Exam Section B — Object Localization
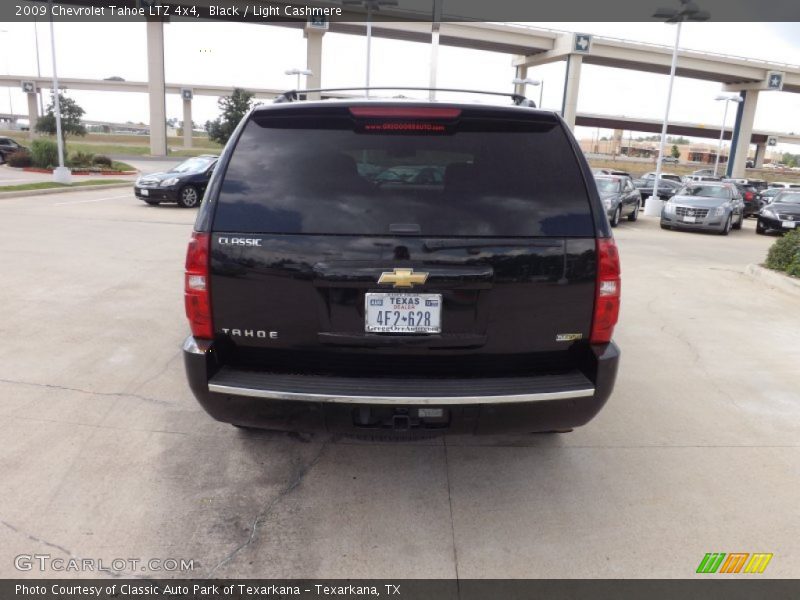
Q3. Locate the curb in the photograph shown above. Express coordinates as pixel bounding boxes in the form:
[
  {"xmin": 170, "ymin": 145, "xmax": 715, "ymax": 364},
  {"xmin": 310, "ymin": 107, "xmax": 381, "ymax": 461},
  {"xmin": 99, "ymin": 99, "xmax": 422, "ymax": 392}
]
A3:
[
  {"xmin": 745, "ymin": 264, "xmax": 800, "ymax": 297},
  {"xmin": 0, "ymin": 182, "xmax": 133, "ymax": 200}
]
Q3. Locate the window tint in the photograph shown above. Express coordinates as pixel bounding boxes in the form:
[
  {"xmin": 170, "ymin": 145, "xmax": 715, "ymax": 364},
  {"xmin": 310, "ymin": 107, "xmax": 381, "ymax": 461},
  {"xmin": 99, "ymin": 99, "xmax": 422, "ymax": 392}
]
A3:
[
  {"xmin": 679, "ymin": 185, "xmax": 731, "ymax": 199},
  {"xmin": 595, "ymin": 178, "xmax": 620, "ymax": 193},
  {"xmin": 775, "ymin": 192, "xmax": 800, "ymax": 204},
  {"xmin": 213, "ymin": 113, "xmax": 594, "ymax": 237},
  {"xmin": 172, "ymin": 156, "xmax": 215, "ymax": 174}
]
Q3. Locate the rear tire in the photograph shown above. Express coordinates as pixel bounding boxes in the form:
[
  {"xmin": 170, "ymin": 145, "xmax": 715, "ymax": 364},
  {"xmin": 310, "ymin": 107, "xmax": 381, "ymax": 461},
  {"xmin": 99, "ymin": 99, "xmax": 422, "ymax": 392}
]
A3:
[
  {"xmin": 610, "ymin": 206, "xmax": 621, "ymax": 228},
  {"xmin": 733, "ymin": 212, "xmax": 743, "ymax": 230},
  {"xmin": 627, "ymin": 204, "xmax": 639, "ymax": 222},
  {"xmin": 177, "ymin": 185, "xmax": 200, "ymax": 208}
]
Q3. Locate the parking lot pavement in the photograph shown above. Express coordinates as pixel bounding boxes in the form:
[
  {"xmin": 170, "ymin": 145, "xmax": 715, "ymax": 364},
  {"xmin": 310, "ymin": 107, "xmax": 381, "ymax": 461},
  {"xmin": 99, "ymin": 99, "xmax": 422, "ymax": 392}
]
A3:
[{"xmin": 1, "ymin": 191, "xmax": 798, "ymax": 579}]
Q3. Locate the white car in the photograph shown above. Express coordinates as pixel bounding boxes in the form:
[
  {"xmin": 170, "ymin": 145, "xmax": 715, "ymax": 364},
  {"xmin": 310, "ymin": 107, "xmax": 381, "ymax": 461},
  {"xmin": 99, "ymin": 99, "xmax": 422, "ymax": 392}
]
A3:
[{"xmin": 769, "ymin": 182, "xmax": 800, "ymax": 189}]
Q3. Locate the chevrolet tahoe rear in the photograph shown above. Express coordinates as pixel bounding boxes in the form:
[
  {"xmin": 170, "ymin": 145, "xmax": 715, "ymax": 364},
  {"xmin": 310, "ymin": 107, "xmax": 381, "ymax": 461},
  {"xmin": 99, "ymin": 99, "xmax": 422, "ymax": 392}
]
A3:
[{"xmin": 183, "ymin": 98, "xmax": 621, "ymax": 436}]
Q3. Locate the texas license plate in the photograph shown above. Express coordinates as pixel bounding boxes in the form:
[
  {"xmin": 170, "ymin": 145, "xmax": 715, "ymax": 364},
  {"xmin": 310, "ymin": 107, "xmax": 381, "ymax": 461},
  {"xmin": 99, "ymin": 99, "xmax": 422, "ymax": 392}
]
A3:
[
  {"xmin": 782, "ymin": 221, "xmax": 795, "ymax": 229},
  {"xmin": 140, "ymin": 188, "xmax": 149, "ymax": 196},
  {"xmin": 365, "ymin": 293, "xmax": 442, "ymax": 334}
]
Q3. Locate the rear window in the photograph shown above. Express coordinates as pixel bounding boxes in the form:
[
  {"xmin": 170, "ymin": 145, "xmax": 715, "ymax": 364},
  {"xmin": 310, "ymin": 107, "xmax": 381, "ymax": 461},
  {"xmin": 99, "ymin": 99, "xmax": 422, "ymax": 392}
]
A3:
[{"xmin": 212, "ymin": 109, "xmax": 594, "ymax": 237}]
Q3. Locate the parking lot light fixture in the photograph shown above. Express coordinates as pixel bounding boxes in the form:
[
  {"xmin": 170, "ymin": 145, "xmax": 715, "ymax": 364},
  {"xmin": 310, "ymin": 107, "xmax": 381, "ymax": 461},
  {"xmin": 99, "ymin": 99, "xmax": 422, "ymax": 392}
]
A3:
[
  {"xmin": 713, "ymin": 94, "xmax": 743, "ymax": 177},
  {"xmin": 645, "ymin": 0, "xmax": 709, "ymax": 217},
  {"xmin": 284, "ymin": 68, "xmax": 313, "ymax": 91},
  {"xmin": 512, "ymin": 77, "xmax": 544, "ymax": 108},
  {"xmin": 47, "ymin": 1, "xmax": 70, "ymax": 184}
]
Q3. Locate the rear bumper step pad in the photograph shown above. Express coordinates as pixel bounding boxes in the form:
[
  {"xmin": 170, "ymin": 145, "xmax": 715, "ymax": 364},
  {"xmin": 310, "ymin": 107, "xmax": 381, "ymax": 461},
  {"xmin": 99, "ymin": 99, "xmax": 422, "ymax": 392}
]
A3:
[{"xmin": 208, "ymin": 367, "xmax": 595, "ymax": 405}]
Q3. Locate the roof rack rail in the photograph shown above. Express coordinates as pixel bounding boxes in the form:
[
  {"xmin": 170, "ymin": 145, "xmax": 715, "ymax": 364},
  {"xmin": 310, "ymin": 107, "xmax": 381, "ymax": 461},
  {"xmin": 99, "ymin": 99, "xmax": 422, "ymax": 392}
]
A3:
[{"xmin": 273, "ymin": 87, "xmax": 536, "ymax": 107}]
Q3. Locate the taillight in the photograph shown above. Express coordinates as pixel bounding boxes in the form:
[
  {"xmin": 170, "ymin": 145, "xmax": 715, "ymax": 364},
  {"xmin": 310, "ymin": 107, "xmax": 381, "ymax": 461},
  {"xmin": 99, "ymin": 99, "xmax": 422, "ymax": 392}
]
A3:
[
  {"xmin": 590, "ymin": 238, "xmax": 621, "ymax": 344},
  {"xmin": 184, "ymin": 232, "xmax": 213, "ymax": 339}
]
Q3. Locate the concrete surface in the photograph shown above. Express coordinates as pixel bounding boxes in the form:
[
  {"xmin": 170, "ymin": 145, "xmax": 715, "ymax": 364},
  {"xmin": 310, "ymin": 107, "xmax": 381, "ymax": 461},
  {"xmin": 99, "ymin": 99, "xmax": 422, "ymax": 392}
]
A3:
[{"xmin": 0, "ymin": 190, "xmax": 798, "ymax": 579}]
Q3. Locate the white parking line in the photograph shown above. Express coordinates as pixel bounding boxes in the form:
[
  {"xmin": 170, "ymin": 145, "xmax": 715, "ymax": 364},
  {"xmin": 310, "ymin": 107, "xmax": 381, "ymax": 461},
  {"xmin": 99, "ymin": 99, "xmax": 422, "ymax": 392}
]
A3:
[{"xmin": 52, "ymin": 194, "xmax": 132, "ymax": 206}]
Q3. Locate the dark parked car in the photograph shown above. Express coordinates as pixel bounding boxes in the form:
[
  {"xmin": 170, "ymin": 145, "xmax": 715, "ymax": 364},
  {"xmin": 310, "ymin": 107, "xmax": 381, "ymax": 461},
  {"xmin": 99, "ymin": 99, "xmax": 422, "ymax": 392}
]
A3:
[
  {"xmin": 595, "ymin": 175, "xmax": 641, "ymax": 226},
  {"xmin": 633, "ymin": 176, "xmax": 682, "ymax": 203},
  {"xmin": 134, "ymin": 155, "xmax": 218, "ymax": 208},
  {"xmin": 723, "ymin": 180, "xmax": 763, "ymax": 217},
  {"xmin": 756, "ymin": 191, "xmax": 800, "ymax": 234},
  {"xmin": 182, "ymin": 95, "xmax": 621, "ymax": 437},
  {"xmin": 0, "ymin": 137, "xmax": 27, "ymax": 164},
  {"xmin": 660, "ymin": 182, "xmax": 744, "ymax": 235}
]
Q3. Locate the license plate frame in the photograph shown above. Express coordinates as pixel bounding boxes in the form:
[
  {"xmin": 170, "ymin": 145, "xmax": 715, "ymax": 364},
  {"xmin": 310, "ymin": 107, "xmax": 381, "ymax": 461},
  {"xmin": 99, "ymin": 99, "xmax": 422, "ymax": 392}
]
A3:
[
  {"xmin": 365, "ymin": 292, "xmax": 442, "ymax": 334},
  {"xmin": 682, "ymin": 216, "xmax": 696, "ymax": 223},
  {"xmin": 781, "ymin": 221, "xmax": 795, "ymax": 229},
  {"xmin": 140, "ymin": 188, "xmax": 149, "ymax": 196}
]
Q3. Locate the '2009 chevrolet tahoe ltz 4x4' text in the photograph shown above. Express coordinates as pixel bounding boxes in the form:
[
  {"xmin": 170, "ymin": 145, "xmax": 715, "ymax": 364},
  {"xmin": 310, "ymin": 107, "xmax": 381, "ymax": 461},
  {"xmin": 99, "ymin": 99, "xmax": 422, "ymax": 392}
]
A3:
[{"xmin": 183, "ymin": 93, "xmax": 621, "ymax": 436}]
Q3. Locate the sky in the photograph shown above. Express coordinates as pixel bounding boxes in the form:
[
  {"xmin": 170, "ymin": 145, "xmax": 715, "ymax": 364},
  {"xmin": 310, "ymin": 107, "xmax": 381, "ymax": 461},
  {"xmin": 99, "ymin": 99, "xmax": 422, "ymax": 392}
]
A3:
[{"xmin": 0, "ymin": 20, "xmax": 799, "ymax": 152}]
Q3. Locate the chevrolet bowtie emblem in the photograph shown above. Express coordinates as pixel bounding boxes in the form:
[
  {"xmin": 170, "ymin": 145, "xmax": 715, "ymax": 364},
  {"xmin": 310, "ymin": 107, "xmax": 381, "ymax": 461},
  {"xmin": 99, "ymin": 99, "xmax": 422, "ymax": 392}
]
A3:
[{"xmin": 377, "ymin": 268, "xmax": 429, "ymax": 288}]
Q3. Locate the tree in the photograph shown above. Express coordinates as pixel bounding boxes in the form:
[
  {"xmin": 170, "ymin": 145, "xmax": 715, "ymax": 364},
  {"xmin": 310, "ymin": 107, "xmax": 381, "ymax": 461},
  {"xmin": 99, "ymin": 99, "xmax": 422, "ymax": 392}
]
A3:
[
  {"xmin": 781, "ymin": 152, "xmax": 799, "ymax": 168},
  {"xmin": 35, "ymin": 93, "xmax": 87, "ymax": 140},
  {"xmin": 670, "ymin": 144, "xmax": 681, "ymax": 159},
  {"xmin": 205, "ymin": 88, "xmax": 254, "ymax": 145}
]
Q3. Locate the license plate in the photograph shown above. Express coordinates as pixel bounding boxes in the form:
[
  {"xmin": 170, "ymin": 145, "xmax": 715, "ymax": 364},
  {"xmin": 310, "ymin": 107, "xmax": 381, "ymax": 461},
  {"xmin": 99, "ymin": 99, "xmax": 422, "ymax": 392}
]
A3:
[
  {"xmin": 365, "ymin": 293, "xmax": 441, "ymax": 334},
  {"xmin": 140, "ymin": 188, "xmax": 149, "ymax": 196},
  {"xmin": 682, "ymin": 216, "xmax": 696, "ymax": 223},
  {"xmin": 782, "ymin": 221, "xmax": 796, "ymax": 229}
]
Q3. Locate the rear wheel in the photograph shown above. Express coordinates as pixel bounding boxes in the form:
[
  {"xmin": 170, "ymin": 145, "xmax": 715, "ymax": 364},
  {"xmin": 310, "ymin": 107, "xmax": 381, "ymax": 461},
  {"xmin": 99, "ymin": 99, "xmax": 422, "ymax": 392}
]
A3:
[
  {"xmin": 733, "ymin": 211, "xmax": 743, "ymax": 230},
  {"xmin": 177, "ymin": 185, "xmax": 200, "ymax": 208},
  {"xmin": 627, "ymin": 204, "xmax": 639, "ymax": 222},
  {"xmin": 610, "ymin": 206, "xmax": 621, "ymax": 228}
]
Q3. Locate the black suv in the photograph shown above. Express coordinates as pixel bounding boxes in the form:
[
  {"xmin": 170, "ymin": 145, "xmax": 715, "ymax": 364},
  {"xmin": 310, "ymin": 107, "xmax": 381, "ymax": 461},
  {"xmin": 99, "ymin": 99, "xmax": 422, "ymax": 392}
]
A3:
[
  {"xmin": 183, "ymin": 95, "xmax": 621, "ymax": 436},
  {"xmin": 0, "ymin": 137, "xmax": 27, "ymax": 164}
]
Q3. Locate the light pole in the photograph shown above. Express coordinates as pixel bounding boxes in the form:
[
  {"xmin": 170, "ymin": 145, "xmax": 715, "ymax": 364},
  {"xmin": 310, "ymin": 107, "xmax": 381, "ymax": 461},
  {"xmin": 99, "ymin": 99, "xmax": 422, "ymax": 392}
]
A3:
[
  {"xmin": 512, "ymin": 77, "xmax": 544, "ymax": 108},
  {"xmin": 644, "ymin": 0, "xmax": 709, "ymax": 216},
  {"xmin": 713, "ymin": 94, "xmax": 742, "ymax": 177},
  {"xmin": 342, "ymin": 0, "xmax": 398, "ymax": 97},
  {"xmin": 47, "ymin": 0, "xmax": 70, "ymax": 184},
  {"xmin": 33, "ymin": 19, "xmax": 44, "ymax": 115},
  {"xmin": 284, "ymin": 68, "xmax": 313, "ymax": 91},
  {"xmin": 0, "ymin": 30, "xmax": 13, "ymax": 118}
]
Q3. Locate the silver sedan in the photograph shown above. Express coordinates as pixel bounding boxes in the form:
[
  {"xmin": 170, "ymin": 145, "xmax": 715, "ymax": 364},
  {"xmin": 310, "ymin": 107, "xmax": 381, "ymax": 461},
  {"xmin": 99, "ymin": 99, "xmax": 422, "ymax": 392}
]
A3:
[{"xmin": 660, "ymin": 183, "xmax": 745, "ymax": 235}]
